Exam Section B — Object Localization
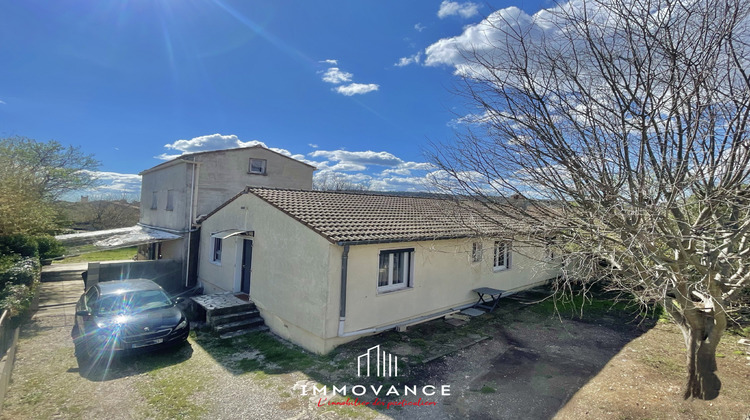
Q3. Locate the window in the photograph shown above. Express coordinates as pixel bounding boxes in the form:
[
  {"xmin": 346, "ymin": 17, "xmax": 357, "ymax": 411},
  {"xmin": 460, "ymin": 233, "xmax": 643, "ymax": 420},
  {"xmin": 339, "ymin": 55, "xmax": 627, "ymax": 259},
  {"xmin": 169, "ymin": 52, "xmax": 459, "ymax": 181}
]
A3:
[
  {"xmin": 249, "ymin": 158, "xmax": 267, "ymax": 175},
  {"xmin": 377, "ymin": 248, "xmax": 414, "ymax": 292},
  {"xmin": 544, "ymin": 237, "xmax": 556, "ymax": 261},
  {"xmin": 493, "ymin": 241, "xmax": 511, "ymax": 271},
  {"xmin": 166, "ymin": 189, "xmax": 175, "ymax": 211},
  {"xmin": 211, "ymin": 237, "xmax": 222, "ymax": 264},
  {"xmin": 472, "ymin": 242, "xmax": 483, "ymax": 263},
  {"xmin": 150, "ymin": 191, "xmax": 158, "ymax": 210}
]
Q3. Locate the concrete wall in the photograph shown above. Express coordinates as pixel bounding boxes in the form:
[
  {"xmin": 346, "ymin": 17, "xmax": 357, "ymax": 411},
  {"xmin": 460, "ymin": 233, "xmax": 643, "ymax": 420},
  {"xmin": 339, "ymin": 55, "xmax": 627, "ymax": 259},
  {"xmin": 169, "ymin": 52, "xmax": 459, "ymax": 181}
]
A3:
[
  {"xmin": 193, "ymin": 147, "xmax": 315, "ymax": 217},
  {"xmin": 139, "ymin": 162, "xmax": 192, "ymax": 231},
  {"xmin": 197, "ymin": 194, "xmax": 333, "ymax": 353},
  {"xmin": 87, "ymin": 260, "xmax": 184, "ymax": 295}
]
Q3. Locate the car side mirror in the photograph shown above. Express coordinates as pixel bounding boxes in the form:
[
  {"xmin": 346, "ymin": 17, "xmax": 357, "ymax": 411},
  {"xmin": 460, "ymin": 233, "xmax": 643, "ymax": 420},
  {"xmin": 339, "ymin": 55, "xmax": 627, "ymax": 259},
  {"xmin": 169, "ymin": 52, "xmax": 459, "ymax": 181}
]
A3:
[
  {"xmin": 173, "ymin": 297, "xmax": 185, "ymax": 305},
  {"xmin": 75, "ymin": 310, "xmax": 92, "ymax": 317}
]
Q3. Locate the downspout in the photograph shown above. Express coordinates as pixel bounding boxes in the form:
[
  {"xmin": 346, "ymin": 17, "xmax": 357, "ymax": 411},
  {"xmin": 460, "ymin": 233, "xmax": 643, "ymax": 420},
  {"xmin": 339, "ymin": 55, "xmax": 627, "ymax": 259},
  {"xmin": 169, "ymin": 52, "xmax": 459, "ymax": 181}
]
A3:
[
  {"xmin": 337, "ymin": 245, "xmax": 350, "ymax": 337},
  {"xmin": 185, "ymin": 161, "xmax": 198, "ymax": 287}
]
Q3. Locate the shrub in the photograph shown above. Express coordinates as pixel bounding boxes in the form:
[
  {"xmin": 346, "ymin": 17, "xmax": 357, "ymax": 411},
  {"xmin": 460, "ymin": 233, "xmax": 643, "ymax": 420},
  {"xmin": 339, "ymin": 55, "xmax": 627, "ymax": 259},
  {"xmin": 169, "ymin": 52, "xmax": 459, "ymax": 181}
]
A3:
[
  {"xmin": 0, "ymin": 234, "xmax": 39, "ymax": 258},
  {"xmin": 0, "ymin": 257, "xmax": 39, "ymax": 319},
  {"xmin": 0, "ymin": 284, "xmax": 34, "ymax": 318},
  {"xmin": 35, "ymin": 235, "xmax": 65, "ymax": 260},
  {"xmin": 0, "ymin": 257, "xmax": 39, "ymax": 288}
]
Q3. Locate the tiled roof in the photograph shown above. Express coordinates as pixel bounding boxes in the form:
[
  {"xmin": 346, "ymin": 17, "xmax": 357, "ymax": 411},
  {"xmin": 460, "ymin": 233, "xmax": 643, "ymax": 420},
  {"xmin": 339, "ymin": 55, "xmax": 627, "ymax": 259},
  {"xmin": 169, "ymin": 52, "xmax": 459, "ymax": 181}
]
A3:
[{"xmin": 244, "ymin": 188, "xmax": 524, "ymax": 244}]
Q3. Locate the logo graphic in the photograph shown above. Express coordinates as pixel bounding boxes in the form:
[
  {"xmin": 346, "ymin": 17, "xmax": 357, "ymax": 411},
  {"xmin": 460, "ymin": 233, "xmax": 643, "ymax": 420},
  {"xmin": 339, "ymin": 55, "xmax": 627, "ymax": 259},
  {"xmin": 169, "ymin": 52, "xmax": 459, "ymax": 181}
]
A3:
[{"xmin": 357, "ymin": 344, "xmax": 398, "ymax": 377}]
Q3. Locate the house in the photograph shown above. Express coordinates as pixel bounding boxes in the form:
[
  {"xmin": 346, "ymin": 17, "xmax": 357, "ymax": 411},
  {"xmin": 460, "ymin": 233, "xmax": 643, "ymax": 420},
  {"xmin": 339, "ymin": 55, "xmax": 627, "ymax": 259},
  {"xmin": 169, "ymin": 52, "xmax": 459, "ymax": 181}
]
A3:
[
  {"xmin": 136, "ymin": 146, "xmax": 316, "ymax": 286},
  {"xmin": 196, "ymin": 187, "xmax": 560, "ymax": 354}
]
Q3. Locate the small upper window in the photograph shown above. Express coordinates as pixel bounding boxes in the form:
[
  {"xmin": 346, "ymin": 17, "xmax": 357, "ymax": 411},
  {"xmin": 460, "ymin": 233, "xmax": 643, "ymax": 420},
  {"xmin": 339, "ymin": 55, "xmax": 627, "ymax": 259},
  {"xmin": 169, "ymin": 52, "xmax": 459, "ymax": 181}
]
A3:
[
  {"xmin": 493, "ymin": 241, "xmax": 511, "ymax": 271},
  {"xmin": 211, "ymin": 237, "xmax": 222, "ymax": 264},
  {"xmin": 472, "ymin": 242, "xmax": 483, "ymax": 263},
  {"xmin": 150, "ymin": 191, "xmax": 158, "ymax": 210},
  {"xmin": 166, "ymin": 189, "xmax": 175, "ymax": 211},
  {"xmin": 249, "ymin": 158, "xmax": 267, "ymax": 175}
]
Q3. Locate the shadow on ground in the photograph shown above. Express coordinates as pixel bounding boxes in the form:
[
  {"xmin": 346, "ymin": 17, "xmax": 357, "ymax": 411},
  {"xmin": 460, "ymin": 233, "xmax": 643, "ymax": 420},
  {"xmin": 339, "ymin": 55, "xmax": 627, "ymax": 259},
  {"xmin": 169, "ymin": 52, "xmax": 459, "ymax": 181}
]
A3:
[
  {"xmin": 76, "ymin": 341, "xmax": 194, "ymax": 382},
  {"xmin": 188, "ymin": 288, "xmax": 658, "ymax": 419}
]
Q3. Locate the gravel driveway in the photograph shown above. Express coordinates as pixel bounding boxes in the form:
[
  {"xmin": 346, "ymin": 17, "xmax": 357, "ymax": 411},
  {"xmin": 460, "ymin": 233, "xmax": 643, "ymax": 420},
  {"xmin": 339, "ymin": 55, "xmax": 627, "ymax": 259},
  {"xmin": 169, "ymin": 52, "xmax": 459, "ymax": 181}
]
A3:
[{"xmin": 2, "ymin": 278, "xmax": 658, "ymax": 420}]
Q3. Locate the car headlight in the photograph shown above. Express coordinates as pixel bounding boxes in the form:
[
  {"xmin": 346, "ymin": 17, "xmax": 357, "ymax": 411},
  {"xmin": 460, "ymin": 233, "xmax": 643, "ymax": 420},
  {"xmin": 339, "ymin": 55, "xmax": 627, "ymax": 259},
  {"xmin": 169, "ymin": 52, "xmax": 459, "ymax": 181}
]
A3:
[{"xmin": 175, "ymin": 319, "xmax": 188, "ymax": 330}]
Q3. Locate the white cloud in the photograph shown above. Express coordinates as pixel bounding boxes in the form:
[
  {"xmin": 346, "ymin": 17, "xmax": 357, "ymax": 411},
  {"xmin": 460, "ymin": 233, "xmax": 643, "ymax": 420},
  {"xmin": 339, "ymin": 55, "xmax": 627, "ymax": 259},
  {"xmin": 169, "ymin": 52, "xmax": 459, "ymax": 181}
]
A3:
[
  {"xmin": 321, "ymin": 67, "xmax": 353, "ymax": 84},
  {"xmin": 335, "ymin": 83, "xmax": 379, "ymax": 96},
  {"xmin": 79, "ymin": 170, "xmax": 142, "ymax": 196},
  {"xmin": 394, "ymin": 52, "xmax": 422, "ymax": 67},
  {"xmin": 319, "ymin": 59, "xmax": 379, "ymax": 96},
  {"xmin": 163, "ymin": 134, "xmax": 266, "ymax": 156},
  {"xmin": 0, "ymin": 99, "xmax": 5, "ymax": 105},
  {"xmin": 320, "ymin": 59, "xmax": 338, "ymax": 65},
  {"xmin": 425, "ymin": 6, "xmax": 535, "ymax": 70},
  {"xmin": 414, "ymin": 23, "xmax": 426, "ymax": 32},
  {"xmin": 437, "ymin": 1, "xmax": 480, "ymax": 19},
  {"xmin": 310, "ymin": 150, "xmax": 404, "ymax": 167},
  {"xmin": 308, "ymin": 143, "xmax": 319, "ymax": 149}
]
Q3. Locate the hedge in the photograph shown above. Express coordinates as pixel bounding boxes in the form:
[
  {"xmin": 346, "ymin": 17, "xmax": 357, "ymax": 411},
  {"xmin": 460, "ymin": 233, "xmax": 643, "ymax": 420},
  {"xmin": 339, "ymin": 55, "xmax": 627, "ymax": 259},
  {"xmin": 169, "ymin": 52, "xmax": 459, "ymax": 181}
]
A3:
[
  {"xmin": 0, "ymin": 257, "xmax": 40, "ymax": 318},
  {"xmin": 0, "ymin": 234, "xmax": 65, "ymax": 260}
]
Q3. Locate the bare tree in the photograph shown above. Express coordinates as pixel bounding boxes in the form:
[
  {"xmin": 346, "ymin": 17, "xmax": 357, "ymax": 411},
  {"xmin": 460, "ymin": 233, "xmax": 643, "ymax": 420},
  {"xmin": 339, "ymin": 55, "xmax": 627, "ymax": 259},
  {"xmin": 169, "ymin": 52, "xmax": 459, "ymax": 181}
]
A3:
[
  {"xmin": 431, "ymin": 0, "xmax": 750, "ymax": 399},
  {"xmin": 313, "ymin": 172, "xmax": 369, "ymax": 191}
]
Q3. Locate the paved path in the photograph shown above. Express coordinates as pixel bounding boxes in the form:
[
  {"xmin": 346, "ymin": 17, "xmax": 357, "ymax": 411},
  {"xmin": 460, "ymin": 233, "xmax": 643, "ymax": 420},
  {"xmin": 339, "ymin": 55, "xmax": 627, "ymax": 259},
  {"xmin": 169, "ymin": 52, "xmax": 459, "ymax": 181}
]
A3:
[{"xmin": 36, "ymin": 264, "xmax": 86, "ymax": 328}]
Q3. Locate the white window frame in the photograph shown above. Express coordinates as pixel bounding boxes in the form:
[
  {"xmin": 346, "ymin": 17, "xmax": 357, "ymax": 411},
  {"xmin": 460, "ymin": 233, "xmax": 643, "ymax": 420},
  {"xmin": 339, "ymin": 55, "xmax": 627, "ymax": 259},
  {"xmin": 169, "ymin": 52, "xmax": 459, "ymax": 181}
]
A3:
[
  {"xmin": 472, "ymin": 242, "xmax": 483, "ymax": 263},
  {"xmin": 210, "ymin": 236, "xmax": 223, "ymax": 265},
  {"xmin": 377, "ymin": 248, "xmax": 414, "ymax": 293},
  {"xmin": 248, "ymin": 158, "xmax": 267, "ymax": 175},
  {"xmin": 150, "ymin": 191, "xmax": 158, "ymax": 210},
  {"xmin": 166, "ymin": 189, "xmax": 175, "ymax": 211},
  {"xmin": 493, "ymin": 241, "xmax": 511, "ymax": 271}
]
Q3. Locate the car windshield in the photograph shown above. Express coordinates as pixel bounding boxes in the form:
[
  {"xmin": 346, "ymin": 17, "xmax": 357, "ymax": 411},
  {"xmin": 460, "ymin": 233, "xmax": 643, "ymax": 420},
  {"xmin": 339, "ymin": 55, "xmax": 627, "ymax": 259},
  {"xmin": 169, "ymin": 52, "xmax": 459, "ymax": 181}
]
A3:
[{"xmin": 94, "ymin": 290, "xmax": 173, "ymax": 316}]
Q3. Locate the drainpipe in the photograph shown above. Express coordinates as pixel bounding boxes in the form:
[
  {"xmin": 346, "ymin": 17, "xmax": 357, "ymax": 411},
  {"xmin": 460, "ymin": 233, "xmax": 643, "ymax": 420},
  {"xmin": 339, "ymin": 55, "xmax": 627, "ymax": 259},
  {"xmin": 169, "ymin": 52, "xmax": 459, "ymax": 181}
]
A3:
[
  {"xmin": 337, "ymin": 245, "xmax": 350, "ymax": 336},
  {"xmin": 185, "ymin": 161, "xmax": 198, "ymax": 287}
]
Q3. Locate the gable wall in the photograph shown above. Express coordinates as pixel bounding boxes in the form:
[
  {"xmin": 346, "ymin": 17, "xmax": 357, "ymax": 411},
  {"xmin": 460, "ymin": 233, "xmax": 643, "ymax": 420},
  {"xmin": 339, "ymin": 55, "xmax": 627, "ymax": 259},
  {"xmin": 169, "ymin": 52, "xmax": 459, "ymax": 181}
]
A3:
[
  {"xmin": 197, "ymin": 194, "xmax": 333, "ymax": 352},
  {"xmin": 194, "ymin": 148, "xmax": 314, "ymax": 217}
]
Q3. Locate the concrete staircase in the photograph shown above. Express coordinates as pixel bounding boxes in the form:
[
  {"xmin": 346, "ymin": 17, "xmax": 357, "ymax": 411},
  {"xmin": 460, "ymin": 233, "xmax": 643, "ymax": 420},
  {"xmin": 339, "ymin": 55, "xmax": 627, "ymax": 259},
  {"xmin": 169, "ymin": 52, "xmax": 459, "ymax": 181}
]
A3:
[{"xmin": 192, "ymin": 294, "xmax": 269, "ymax": 339}]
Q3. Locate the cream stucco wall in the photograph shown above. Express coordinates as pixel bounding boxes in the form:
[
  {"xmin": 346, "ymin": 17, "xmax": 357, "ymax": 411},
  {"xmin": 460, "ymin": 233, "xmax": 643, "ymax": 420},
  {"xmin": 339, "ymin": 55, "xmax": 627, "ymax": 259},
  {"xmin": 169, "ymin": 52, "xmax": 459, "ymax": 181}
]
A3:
[
  {"xmin": 197, "ymin": 194, "xmax": 334, "ymax": 353},
  {"xmin": 333, "ymin": 239, "xmax": 559, "ymax": 337}
]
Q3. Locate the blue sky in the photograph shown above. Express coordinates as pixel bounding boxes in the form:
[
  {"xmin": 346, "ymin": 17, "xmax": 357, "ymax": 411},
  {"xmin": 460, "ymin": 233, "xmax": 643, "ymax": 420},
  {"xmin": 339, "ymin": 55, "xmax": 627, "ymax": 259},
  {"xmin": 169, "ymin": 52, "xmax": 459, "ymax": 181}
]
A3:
[{"xmin": 0, "ymin": 0, "xmax": 551, "ymax": 198}]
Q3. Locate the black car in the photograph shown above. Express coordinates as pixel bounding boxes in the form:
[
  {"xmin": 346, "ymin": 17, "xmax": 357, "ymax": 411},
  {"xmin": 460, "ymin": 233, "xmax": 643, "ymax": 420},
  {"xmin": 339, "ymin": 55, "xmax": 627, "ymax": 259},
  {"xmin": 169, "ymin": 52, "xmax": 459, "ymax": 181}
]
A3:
[{"xmin": 72, "ymin": 279, "xmax": 189, "ymax": 366}]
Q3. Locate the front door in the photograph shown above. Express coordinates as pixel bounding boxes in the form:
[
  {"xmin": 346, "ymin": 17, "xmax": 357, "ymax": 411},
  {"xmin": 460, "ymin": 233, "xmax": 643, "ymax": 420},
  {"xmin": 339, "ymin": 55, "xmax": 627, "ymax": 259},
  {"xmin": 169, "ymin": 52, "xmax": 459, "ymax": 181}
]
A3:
[{"xmin": 241, "ymin": 239, "xmax": 252, "ymax": 294}]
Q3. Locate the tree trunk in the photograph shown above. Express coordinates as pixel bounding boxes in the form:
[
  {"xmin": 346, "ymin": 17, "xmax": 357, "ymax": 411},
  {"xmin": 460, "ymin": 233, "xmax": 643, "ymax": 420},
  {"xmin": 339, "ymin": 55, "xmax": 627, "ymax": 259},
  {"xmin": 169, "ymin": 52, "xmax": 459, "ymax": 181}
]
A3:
[{"xmin": 683, "ymin": 324, "xmax": 722, "ymax": 399}]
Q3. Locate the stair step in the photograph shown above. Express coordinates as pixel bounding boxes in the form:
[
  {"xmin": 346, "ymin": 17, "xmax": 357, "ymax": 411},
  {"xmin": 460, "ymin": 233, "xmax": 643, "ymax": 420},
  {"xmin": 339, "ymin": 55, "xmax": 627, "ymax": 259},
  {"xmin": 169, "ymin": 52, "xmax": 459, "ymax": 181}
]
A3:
[
  {"xmin": 209, "ymin": 310, "xmax": 260, "ymax": 327},
  {"xmin": 219, "ymin": 325, "xmax": 269, "ymax": 339},
  {"xmin": 206, "ymin": 302, "xmax": 256, "ymax": 317},
  {"xmin": 214, "ymin": 317, "xmax": 265, "ymax": 334}
]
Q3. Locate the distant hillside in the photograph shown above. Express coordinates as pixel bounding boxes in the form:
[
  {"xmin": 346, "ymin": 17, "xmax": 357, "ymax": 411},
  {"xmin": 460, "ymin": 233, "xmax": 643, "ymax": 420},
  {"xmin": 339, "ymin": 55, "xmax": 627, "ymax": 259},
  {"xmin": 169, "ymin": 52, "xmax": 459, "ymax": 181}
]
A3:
[{"xmin": 58, "ymin": 199, "xmax": 140, "ymax": 231}]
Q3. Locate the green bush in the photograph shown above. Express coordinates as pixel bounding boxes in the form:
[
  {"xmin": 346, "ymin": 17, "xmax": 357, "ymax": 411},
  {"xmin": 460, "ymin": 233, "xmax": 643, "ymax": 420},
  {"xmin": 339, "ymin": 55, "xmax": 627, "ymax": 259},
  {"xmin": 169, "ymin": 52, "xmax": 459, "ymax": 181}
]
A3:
[
  {"xmin": 35, "ymin": 235, "xmax": 65, "ymax": 260},
  {"xmin": 0, "ymin": 257, "xmax": 39, "ymax": 319},
  {"xmin": 0, "ymin": 234, "xmax": 39, "ymax": 258},
  {"xmin": 0, "ymin": 257, "xmax": 39, "ymax": 287},
  {"xmin": 0, "ymin": 284, "xmax": 34, "ymax": 318}
]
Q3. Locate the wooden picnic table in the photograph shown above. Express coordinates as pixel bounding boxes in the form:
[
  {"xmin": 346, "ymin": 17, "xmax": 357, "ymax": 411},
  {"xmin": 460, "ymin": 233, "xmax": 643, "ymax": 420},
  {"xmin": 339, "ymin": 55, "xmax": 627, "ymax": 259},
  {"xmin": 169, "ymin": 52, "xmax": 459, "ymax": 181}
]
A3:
[{"xmin": 472, "ymin": 287, "xmax": 505, "ymax": 313}]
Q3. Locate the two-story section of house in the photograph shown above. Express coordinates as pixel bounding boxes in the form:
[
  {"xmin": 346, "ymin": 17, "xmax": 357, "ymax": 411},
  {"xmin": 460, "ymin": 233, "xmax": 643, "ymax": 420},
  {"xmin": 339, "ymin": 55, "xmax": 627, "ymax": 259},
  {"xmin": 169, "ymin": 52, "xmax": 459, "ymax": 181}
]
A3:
[{"xmin": 137, "ymin": 145, "xmax": 315, "ymax": 287}]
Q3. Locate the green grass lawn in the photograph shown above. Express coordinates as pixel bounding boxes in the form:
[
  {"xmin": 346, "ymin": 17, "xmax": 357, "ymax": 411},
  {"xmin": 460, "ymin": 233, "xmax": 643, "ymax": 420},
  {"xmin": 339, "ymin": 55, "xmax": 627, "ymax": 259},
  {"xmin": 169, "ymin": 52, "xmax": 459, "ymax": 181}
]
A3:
[{"xmin": 53, "ymin": 246, "xmax": 138, "ymax": 264}]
